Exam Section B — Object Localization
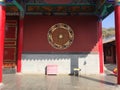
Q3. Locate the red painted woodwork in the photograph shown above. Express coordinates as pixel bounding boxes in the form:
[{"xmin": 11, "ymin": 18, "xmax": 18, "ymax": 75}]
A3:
[
  {"xmin": 7, "ymin": 20, "xmax": 17, "ymax": 23},
  {"xmin": 115, "ymin": 5, "xmax": 120, "ymax": 84},
  {"xmin": 4, "ymin": 47, "xmax": 16, "ymax": 61},
  {"xmin": 17, "ymin": 19, "xmax": 23, "ymax": 73},
  {"xmin": 5, "ymin": 26, "xmax": 17, "ymax": 39},
  {"xmin": 4, "ymin": 20, "xmax": 17, "ymax": 68},
  {"xmin": 0, "ymin": 5, "xmax": 6, "ymax": 82},
  {"xmin": 45, "ymin": 0, "xmax": 72, "ymax": 4},
  {"xmin": 97, "ymin": 20, "xmax": 104, "ymax": 74},
  {"xmin": 4, "ymin": 41, "xmax": 16, "ymax": 46},
  {"xmin": 23, "ymin": 16, "xmax": 98, "ymax": 53}
]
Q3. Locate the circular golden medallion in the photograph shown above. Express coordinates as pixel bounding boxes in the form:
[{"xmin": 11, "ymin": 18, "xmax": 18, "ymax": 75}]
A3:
[{"xmin": 48, "ymin": 23, "xmax": 74, "ymax": 50}]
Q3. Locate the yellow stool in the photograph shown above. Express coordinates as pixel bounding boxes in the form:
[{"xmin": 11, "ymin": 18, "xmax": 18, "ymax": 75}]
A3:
[{"xmin": 73, "ymin": 68, "xmax": 81, "ymax": 76}]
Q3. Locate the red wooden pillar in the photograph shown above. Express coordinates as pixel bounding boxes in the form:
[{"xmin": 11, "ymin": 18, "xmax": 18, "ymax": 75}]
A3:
[
  {"xmin": 17, "ymin": 19, "xmax": 23, "ymax": 73},
  {"xmin": 0, "ymin": 1, "xmax": 5, "ymax": 82},
  {"xmin": 115, "ymin": 0, "xmax": 120, "ymax": 85},
  {"xmin": 98, "ymin": 19, "xmax": 104, "ymax": 74}
]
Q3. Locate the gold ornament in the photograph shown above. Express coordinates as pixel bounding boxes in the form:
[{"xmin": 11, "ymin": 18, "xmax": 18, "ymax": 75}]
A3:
[{"xmin": 48, "ymin": 23, "xmax": 74, "ymax": 50}]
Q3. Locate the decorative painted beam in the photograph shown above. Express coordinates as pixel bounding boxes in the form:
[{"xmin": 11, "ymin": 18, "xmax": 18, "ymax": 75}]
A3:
[
  {"xmin": 25, "ymin": 12, "xmax": 96, "ymax": 16},
  {"xmin": 95, "ymin": 0, "xmax": 101, "ymax": 9},
  {"xmin": 6, "ymin": 0, "xmax": 24, "ymax": 18},
  {"xmin": 6, "ymin": 3, "xmax": 14, "ymax": 6},
  {"xmin": 100, "ymin": 5, "xmax": 107, "ymax": 17},
  {"xmin": 95, "ymin": 3, "xmax": 114, "ymax": 20},
  {"xmin": 95, "ymin": 0, "xmax": 107, "ymax": 18},
  {"xmin": 96, "ymin": 0, "xmax": 106, "ymax": 9},
  {"xmin": 12, "ymin": 0, "xmax": 24, "ymax": 18},
  {"xmin": 106, "ymin": 0, "xmax": 114, "ymax": 3},
  {"xmin": 26, "ymin": 3, "xmax": 95, "ymax": 6},
  {"xmin": 12, "ymin": 0, "xmax": 23, "ymax": 11},
  {"xmin": 102, "ymin": 4, "xmax": 114, "ymax": 19}
]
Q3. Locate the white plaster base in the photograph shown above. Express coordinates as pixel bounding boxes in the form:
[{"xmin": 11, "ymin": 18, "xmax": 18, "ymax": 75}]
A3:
[
  {"xmin": 78, "ymin": 54, "xmax": 99, "ymax": 75},
  {"xmin": 21, "ymin": 53, "xmax": 100, "ymax": 75},
  {"xmin": 16, "ymin": 72, "xmax": 22, "ymax": 75},
  {"xmin": 0, "ymin": 83, "xmax": 4, "ymax": 89},
  {"xmin": 115, "ymin": 85, "xmax": 120, "ymax": 90}
]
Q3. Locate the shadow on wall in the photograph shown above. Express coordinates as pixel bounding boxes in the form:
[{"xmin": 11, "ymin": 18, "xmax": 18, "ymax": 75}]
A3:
[{"xmin": 70, "ymin": 54, "xmax": 87, "ymax": 75}]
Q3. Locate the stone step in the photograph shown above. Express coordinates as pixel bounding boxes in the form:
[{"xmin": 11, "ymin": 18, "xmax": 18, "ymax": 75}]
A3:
[{"xmin": 3, "ymin": 68, "xmax": 16, "ymax": 74}]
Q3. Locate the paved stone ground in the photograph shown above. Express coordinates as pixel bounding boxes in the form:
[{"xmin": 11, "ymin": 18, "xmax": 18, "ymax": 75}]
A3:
[
  {"xmin": 0, "ymin": 74, "xmax": 118, "ymax": 90},
  {"xmin": 0, "ymin": 64, "xmax": 119, "ymax": 90}
]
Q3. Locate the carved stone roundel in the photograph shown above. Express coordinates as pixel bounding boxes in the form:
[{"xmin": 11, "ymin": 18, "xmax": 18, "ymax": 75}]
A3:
[{"xmin": 48, "ymin": 23, "xmax": 74, "ymax": 50}]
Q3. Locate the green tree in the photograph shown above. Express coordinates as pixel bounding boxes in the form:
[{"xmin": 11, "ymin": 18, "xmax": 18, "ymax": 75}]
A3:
[{"xmin": 102, "ymin": 28, "xmax": 115, "ymax": 38}]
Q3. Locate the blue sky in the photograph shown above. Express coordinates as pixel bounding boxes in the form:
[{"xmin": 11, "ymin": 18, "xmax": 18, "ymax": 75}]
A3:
[{"xmin": 102, "ymin": 12, "xmax": 115, "ymax": 28}]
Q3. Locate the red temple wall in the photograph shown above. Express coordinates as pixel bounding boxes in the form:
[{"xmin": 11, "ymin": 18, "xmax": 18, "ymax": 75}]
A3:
[{"xmin": 23, "ymin": 15, "xmax": 98, "ymax": 53}]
